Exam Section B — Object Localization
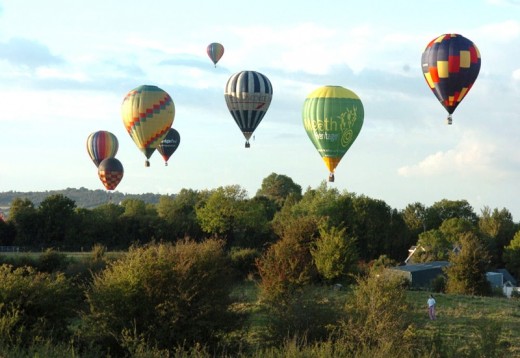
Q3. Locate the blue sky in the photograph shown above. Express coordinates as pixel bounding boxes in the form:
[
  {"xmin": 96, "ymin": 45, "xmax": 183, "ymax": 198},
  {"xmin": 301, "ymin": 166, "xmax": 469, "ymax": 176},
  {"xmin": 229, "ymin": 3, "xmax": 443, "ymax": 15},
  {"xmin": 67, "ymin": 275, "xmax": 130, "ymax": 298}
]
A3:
[{"xmin": 1, "ymin": 0, "xmax": 520, "ymax": 219}]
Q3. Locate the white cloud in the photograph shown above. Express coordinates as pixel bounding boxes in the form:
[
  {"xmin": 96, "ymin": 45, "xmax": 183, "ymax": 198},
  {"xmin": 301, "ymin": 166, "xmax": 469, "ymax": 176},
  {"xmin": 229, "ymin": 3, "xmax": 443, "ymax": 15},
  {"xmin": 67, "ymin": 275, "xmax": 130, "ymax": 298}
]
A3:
[
  {"xmin": 397, "ymin": 132, "xmax": 502, "ymax": 178},
  {"xmin": 476, "ymin": 20, "xmax": 520, "ymax": 42},
  {"xmin": 513, "ymin": 68, "xmax": 520, "ymax": 80}
]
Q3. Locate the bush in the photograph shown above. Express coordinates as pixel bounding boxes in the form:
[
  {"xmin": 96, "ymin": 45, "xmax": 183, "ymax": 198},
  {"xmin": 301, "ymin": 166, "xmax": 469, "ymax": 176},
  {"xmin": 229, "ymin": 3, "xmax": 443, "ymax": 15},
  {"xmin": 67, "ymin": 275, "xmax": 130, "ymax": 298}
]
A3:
[
  {"xmin": 229, "ymin": 247, "xmax": 261, "ymax": 280},
  {"xmin": 0, "ymin": 264, "xmax": 81, "ymax": 347},
  {"xmin": 37, "ymin": 248, "xmax": 69, "ymax": 273},
  {"xmin": 340, "ymin": 267, "xmax": 415, "ymax": 352},
  {"xmin": 79, "ymin": 240, "xmax": 239, "ymax": 355}
]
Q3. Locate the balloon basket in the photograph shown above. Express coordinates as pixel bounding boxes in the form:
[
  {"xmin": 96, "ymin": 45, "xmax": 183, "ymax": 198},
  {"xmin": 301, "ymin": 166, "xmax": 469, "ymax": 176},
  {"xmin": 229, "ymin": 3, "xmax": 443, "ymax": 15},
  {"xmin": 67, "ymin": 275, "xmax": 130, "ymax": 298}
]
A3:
[
  {"xmin": 245, "ymin": 141, "xmax": 250, "ymax": 148},
  {"xmin": 328, "ymin": 173, "xmax": 335, "ymax": 182},
  {"xmin": 145, "ymin": 160, "xmax": 150, "ymax": 167},
  {"xmin": 446, "ymin": 115, "xmax": 453, "ymax": 125}
]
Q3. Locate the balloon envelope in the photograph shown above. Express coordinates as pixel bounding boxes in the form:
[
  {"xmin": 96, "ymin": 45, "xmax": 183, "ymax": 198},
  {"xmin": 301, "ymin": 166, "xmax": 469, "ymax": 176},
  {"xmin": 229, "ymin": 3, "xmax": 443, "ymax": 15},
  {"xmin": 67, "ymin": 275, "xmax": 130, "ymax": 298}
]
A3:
[
  {"xmin": 302, "ymin": 85, "xmax": 364, "ymax": 181},
  {"xmin": 224, "ymin": 70, "xmax": 273, "ymax": 147},
  {"xmin": 98, "ymin": 157, "xmax": 124, "ymax": 191},
  {"xmin": 121, "ymin": 85, "xmax": 175, "ymax": 166},
  {"xmin": 86, "ymin": 130, "xmax": 119, "ymax": 167},
  {"xmin": 421, "ymin": 34, "xmax": 481, "ymax": 124},
  {"xmin": 157, "ymin": 128, "xmax": 181, "ymax": 165},
  {"xmin": 207, "ymin": 42, "xmax": 224, "ymax": 67}
]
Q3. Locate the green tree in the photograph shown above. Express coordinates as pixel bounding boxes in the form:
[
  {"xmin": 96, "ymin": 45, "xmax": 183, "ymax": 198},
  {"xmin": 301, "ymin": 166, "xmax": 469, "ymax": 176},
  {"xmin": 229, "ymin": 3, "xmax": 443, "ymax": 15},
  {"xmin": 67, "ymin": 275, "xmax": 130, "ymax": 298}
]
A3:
[
  {"xmin": 80, "ymin": 240, "xmax": 237, "ymax": 355},
  {"xmin": 271, "ymin": 182, "xmax": 355, "ymax": 239},
  {"xmin": 156, "ymin": 190, "xmax": 204, "ymax": 240},
  {"xmin": 8, "ymin": 198, "xmax": 39, "ymax": 247},
  {"xmin": 503, "ymin": 230, "xmax": 520, "ymax": 280},
  {"xmin": 311, "ymin": 225, "xmax": 358, "ymax": 283},
  {"xmin": 0, "ymin": 219, "xmax": 16, "ymax": 246},
  {"xmin": 445, "ymin": 232, "xmax": 492, "ymax": 296},
  {"xmin": 402, "ymin": 202, "xmax": 427, "ymax": 242},
  {"xmin": 196, "ymin": 185, "xmax": 270, "ymax": 247},
  {"xmin": 439, "ymin": 217, "xmax": 476, "ymax": 244},
  {"xmin": 425, "ymin": 199, "xmax": 478, "ymax": 230},
  {"xmin": 479, "ymin": 206, "xmax": 517, "ymax": 265},
  {"xmin": 37, "ymin": 194, "xmax": 77, "ymax": 248},
  {"xmin": 255, "ymin": 172, "xmax": 302, "ymax": 207},
  {"xmin": 118, "ymin": 199, "xmax": 161, "ymax": 246},
  {"xmin": 415, "ymin": 229, "xmax": 451, "ymax": 262},
  {"xmin": 351, "ymin": 195, "xmax": 409, "ymax": 261}
]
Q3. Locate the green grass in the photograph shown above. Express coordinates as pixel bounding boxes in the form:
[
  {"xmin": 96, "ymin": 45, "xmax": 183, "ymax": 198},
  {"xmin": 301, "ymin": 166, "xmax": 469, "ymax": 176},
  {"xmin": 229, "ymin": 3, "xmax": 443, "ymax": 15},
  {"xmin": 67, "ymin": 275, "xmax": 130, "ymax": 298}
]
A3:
[
  {"xmin": 406, "ymin": 290, "xmax": 520, "ymax": 355},
  {"xmin": 229, "ymin": 282, "xmax": 520, "ymax": 356}
]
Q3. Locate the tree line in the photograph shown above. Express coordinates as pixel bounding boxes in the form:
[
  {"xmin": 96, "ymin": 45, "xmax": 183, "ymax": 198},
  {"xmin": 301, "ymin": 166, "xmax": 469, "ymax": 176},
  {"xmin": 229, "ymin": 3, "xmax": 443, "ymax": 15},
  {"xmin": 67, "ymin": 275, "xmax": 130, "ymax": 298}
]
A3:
[{"xmin": 1, "ymin": 172, "xmax": 520, "ymax": 277}]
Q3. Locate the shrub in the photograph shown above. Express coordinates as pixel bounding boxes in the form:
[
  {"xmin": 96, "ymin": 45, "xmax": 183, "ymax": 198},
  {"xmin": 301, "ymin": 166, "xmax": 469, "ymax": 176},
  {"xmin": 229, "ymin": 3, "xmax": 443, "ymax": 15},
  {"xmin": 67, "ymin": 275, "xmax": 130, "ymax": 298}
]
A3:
[
  {"xmin": 79, "ymin": 240, "xmax": 239, "ymax": 355},
  {"xmin": 229, "ymin": 247, "xmax": 261, "ymax": 280},
  {"xmin": 0, "ymin": 264, "xmax": 81, "ymax": 347},
  {"xmin": 37, "ymin": 248, "xmax": 69, "ymax": 273},
  {"xmin": 340, "ymin": 267, "xmax": 415, "ymax": 352}
]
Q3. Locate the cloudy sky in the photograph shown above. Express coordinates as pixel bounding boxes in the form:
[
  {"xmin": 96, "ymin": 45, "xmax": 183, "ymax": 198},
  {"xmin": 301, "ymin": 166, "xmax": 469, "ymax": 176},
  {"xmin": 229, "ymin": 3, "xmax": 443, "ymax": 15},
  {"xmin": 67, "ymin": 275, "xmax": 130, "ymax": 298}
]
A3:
[{"xmin": 1, "ymin": 0, "xmax": 519, "ymax": 219}]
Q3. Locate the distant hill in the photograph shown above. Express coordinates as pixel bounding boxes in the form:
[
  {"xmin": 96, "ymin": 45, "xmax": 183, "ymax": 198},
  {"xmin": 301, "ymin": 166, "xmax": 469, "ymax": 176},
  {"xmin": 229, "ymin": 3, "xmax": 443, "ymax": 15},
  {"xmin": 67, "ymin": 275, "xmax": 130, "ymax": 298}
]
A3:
[{"xmin": 0, "ymin": 187, "xmax": 167, "ymax": 210}]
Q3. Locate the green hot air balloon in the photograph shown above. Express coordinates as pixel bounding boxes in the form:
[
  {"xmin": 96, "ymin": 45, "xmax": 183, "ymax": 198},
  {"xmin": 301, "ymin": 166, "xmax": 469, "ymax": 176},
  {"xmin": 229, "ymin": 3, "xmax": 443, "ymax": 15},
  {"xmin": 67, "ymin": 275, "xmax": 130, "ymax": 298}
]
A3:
[{"xmin": 302, "ymin": 86, "xmax": 364, "ymax": 182}]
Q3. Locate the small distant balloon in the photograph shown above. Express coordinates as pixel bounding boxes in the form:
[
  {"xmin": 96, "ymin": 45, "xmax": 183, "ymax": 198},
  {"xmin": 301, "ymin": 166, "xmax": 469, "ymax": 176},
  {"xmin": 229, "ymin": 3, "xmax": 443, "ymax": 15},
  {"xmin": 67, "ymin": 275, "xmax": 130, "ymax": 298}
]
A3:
[
  {"xmin": 157, "ymin": 128, "xmax": 181, "ymax": 166},
  {"xmin": 207, "ymin": 42, "xmax": 224, "ymax": 67},
  {"xmin": 98, "ymin": 157, "xmax": 124, "ymax": 191},
  {"xmin": 86, "ymin": 130, "xmax": 118, "ymax": 167},
  {"xmin": 302, "ymin": 85, "xmax": 364, "ymax": 182},
  {"xmin": 421, "ymin": 33, "xmax": 481, "ymax": 125},
  {"xmin": 121, "ymin": 85, "xmax": 175, "ymax": 167},
  {"xmin": 224, "ymin": 70, "xmax": 273, "ymax": 148}
]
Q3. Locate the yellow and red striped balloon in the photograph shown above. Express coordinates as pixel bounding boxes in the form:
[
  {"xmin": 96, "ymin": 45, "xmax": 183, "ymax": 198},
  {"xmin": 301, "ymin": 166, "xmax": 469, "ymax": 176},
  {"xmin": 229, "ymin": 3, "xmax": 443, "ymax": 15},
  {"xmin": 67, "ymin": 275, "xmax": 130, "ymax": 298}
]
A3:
[{"xmin": 121, "ymin": 85, "xmax": 175, "ymax": 166}]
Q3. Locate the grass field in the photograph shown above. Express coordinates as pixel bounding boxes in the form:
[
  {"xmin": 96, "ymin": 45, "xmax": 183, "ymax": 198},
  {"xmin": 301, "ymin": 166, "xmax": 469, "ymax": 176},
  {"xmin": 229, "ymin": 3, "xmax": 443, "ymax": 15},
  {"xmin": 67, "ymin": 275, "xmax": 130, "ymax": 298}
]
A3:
[{"xmin": 230, "ymin": 281, "xmax": 520, "ymax": 356}]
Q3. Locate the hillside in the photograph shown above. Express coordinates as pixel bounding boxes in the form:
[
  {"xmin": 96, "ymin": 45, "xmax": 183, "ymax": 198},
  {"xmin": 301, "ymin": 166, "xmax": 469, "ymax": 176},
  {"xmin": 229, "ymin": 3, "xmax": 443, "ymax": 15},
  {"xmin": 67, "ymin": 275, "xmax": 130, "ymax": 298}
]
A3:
[{"xmin": 0, "ymin": 187, "xmax": 167, "ymax": 210}]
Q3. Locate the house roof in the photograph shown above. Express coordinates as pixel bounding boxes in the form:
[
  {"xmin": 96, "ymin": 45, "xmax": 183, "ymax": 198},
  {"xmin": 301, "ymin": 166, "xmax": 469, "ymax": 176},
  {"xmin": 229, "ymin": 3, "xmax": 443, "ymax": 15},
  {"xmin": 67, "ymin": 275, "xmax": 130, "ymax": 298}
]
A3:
[
  {"xmin": 491, "ymin": 269, "xmax": 518, "ymax": 286},
  {"xmin": 391, "ymin": 261, "xmax": 450, "ymax": 273}
]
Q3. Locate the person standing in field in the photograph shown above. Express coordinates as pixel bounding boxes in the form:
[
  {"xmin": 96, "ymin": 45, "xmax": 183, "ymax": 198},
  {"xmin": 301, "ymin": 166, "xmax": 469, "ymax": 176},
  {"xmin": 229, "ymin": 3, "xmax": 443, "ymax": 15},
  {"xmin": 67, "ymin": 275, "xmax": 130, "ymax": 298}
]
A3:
[{"xmin": 427, "ymin": 294, "xmax": 436, "ymax": 320}]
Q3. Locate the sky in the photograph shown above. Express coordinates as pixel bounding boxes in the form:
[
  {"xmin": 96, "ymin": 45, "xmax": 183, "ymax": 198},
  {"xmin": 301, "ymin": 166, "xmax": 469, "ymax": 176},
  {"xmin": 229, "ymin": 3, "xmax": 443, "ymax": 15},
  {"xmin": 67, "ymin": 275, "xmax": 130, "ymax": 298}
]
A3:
[{"xmin": 1, "ymin": 0, "xmax": 520, "ymax": 219}]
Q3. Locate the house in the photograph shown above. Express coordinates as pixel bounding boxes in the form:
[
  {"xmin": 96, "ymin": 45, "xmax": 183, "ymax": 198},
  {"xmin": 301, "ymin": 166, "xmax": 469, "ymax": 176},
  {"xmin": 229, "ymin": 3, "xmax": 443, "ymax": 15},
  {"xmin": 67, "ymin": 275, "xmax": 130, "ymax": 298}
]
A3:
[
  {"xmin": 486, "ymin": 268, "xmax": 519, "ymax": 298},
  {"xmin": 387, "ymin": 261, "xmax": 450, "ymax": 289}
]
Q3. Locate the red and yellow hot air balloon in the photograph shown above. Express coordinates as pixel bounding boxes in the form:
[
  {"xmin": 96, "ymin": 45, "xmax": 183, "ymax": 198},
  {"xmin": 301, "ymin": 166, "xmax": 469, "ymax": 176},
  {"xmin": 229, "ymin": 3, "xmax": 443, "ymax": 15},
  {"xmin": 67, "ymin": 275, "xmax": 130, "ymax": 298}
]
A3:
[
  {"xmin": 421, "ymin": 34, "xmax": 481, "ymax": 124},
  {"xmin": 98, "ymin": 157, "xmax": 124, "ymax": 191},
  {"xmin": 121, "ymin": 85, "xmax": 175, "ymax": 166},
  {"xmin": 207, "ymin": 42, "xmax": 224, "ymax": 67},
  {"xmin": 86, "ymin": 130, "xmax": 119, "ymax": 167}
]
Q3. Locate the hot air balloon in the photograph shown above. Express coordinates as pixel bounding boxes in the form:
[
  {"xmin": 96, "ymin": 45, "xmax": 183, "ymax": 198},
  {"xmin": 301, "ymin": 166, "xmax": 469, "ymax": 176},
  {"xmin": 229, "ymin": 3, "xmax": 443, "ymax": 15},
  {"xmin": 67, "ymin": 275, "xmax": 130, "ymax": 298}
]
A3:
[
  {"xmin": 302, "ymin": 86, "xmax": 364, "ymax": 182},
  {"xmin": 207, "ymin": 42, "xmax": 224, "ymax": 67},
  {"xmin": 421, "ymin": 34, "xmax": 481, "ymax": 125},
  {"xmin": 86, "ymin": 130, "xmax": 119, "ymax": 167},
  {"xmin": 224, "ymin": 70, "xmax": 273, "ymax": 148},
  {"xmin": 157, "ymin": 128, "xmax": 181, "ymax": 166},
  {"xmin": 98, "ymin": 157, "xmax": 124, "ymax": 191},
  {"xmin": 121, "ymin": 85, "xmax": 175, "ymax": 166}
]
